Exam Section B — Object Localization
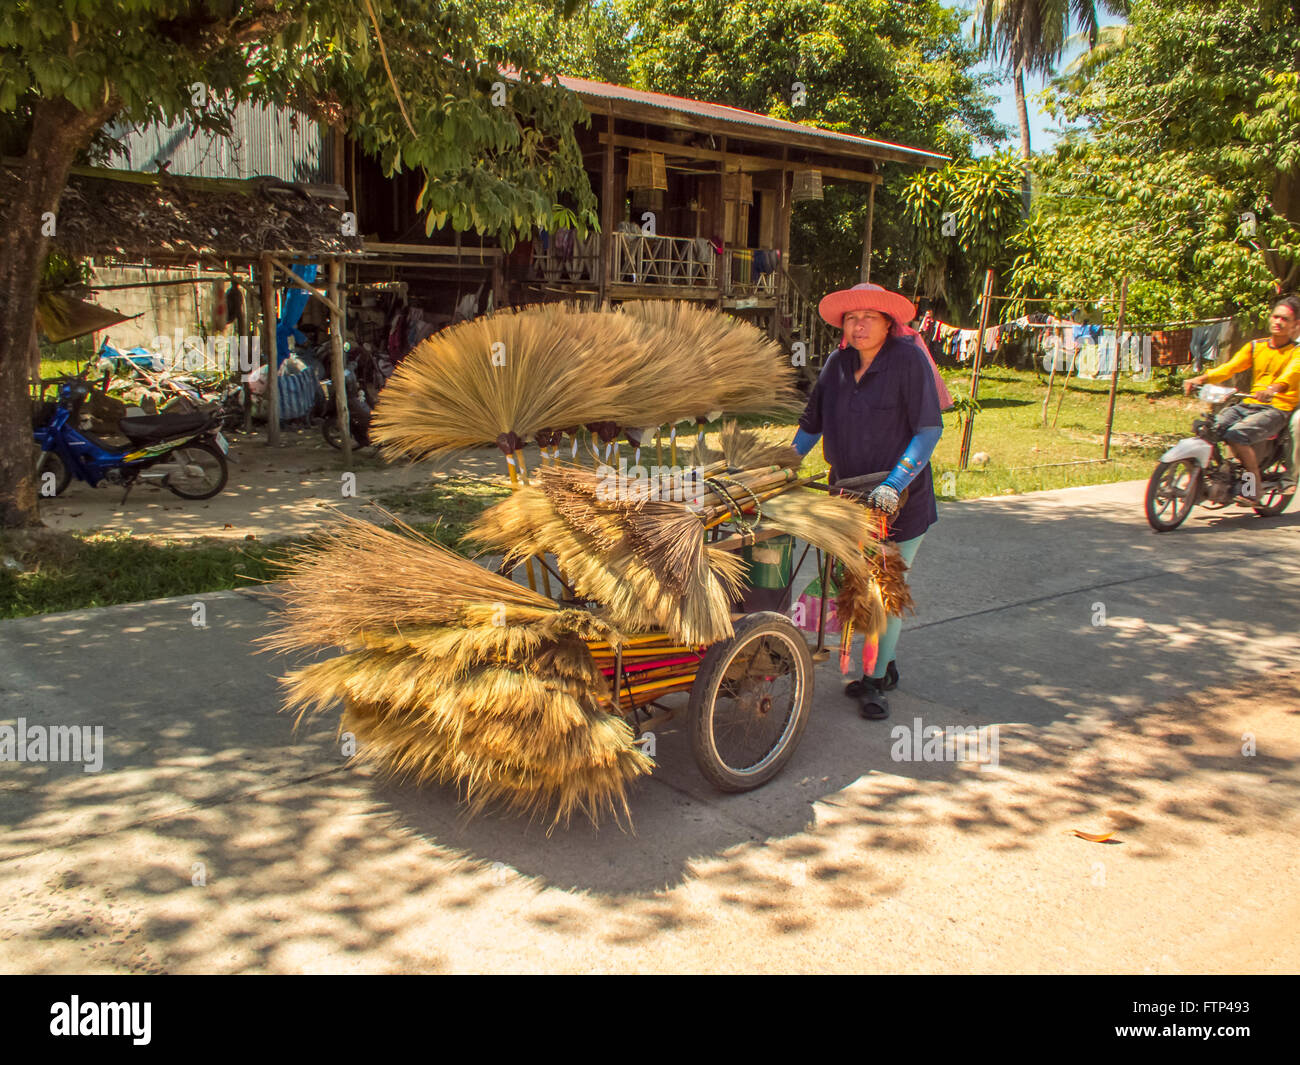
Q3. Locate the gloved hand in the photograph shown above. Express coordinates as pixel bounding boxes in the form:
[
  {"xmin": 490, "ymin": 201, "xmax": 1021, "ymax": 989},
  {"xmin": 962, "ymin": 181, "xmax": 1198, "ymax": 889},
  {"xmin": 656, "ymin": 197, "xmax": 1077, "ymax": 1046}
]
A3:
[{"xmin": 865, "ymin": 483, "xmax": 900, "ymax": 516}]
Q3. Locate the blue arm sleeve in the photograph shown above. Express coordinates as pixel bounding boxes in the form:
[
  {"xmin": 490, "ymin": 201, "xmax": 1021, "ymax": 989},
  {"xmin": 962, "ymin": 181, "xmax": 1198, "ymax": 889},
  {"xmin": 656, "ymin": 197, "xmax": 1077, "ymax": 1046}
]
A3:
[
  {"xmin": 882, "ymin": 424, "xmax": 943, "ymax": 492},
  {"xmin": 792, "ymin": 427, "xmax": 822, "ymax": 457}
]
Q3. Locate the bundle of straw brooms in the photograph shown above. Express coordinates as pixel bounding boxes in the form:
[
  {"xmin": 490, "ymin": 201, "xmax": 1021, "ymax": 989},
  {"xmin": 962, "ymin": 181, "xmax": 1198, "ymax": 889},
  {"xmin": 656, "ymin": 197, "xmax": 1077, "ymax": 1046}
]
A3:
[{"xmin": 270, "ymin": 302, "xmax": 914, "ymax": 824}]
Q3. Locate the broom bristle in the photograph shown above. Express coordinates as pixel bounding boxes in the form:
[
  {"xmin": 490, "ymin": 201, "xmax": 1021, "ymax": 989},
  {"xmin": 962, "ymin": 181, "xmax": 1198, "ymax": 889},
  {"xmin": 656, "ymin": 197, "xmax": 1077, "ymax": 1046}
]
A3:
[{"xmin": 371, "ymin": 302, "xmax": 800, "ymax": 460}]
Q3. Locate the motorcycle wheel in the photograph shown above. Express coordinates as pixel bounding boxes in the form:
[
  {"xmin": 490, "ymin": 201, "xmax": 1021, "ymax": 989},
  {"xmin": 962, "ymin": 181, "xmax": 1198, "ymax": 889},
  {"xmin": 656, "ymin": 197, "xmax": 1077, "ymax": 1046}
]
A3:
[
  {"xmin": 322, "ymin": 415, "xmax": 372, "ymax": 451},
  {"xmin": 321, "ymin": 414, "xmax": 346, "ymax": 450},
  {"xmin": 1145, "ymin": 459, "xmax": 1200, "ymax": 532},
  {"xmin": 164, "ymin": 440, "xmax": 228, "ymax": 500},
  {"xmin": 1253, "ymin": 459, "xmax": 1295, "ymax": 517},
  {"xmin": 33, "ymin": 448, "xmax": 72, "ymax": 497}
]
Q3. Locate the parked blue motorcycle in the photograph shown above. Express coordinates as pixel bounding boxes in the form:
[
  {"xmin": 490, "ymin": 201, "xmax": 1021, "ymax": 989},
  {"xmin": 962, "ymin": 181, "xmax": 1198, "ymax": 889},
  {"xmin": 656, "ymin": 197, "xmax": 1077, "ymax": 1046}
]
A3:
[{"xmin": 32, "ymin": 368, "xmax": 230, "ymax": 502}]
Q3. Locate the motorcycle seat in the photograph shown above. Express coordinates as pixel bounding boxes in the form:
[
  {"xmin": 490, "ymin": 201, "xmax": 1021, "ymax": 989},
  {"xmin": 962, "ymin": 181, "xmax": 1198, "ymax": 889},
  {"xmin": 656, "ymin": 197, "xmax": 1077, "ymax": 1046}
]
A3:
[{"xmin": 118, "ymin": 412, "xmax": 212, "ymax": 442}]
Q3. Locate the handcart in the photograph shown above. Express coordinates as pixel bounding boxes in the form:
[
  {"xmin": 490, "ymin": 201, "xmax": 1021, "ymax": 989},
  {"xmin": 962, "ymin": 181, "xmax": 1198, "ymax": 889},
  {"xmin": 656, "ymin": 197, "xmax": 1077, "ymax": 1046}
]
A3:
[{"xmin": 505, "ymin": 470, "xmax": 893, "ymax": 794}]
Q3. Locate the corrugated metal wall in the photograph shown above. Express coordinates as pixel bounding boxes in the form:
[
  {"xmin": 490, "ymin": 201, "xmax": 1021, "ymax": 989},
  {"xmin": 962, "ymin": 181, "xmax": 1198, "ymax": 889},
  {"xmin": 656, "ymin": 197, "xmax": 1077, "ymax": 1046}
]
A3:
[{"xmin": 105, "ymin": 101, "xmax": 332, "ymax": 183}]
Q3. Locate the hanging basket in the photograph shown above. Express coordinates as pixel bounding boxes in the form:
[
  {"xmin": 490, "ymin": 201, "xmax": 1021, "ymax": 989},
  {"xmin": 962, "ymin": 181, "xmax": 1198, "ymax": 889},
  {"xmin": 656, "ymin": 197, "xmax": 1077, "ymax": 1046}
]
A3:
[
  {"xmin": 631, "ymin": 187, "xmax": 665, "ymax": 212},
  {"xmin": 723, "ymin": 171, "xmax": 754, "ymax": 205},
  {"xmin": 792, "ymin": 169, "xmax": 823, "ymax": 202},
  {"xmin": 628, "ymin": 151, "xmax": 668, "ymax": 191}
]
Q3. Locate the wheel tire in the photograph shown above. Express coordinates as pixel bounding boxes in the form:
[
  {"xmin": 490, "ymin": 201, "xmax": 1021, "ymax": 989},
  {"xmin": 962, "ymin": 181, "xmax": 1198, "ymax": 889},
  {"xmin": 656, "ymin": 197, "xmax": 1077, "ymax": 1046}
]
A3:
[
  {"xmin": 164, "ymin": 440, "xmax": 228, "ymax": 500},
  {"xmin": 1253, "ymin": 459, "xmax": 1295, "ymax": 517},
  {"xmin": 321, "ymin": 415, "xmax": 345, "ymax": 450},
  {"xmin": 1145, "ymin": 459, "xmax": 1201, "ymax": 532},
  {"xmin": 34, "ymin": 449, "xmax": 71, "ymax": 497},
  {"xmin": 688, "ymin": 611, "xmax": 814, "ymax": 793}
]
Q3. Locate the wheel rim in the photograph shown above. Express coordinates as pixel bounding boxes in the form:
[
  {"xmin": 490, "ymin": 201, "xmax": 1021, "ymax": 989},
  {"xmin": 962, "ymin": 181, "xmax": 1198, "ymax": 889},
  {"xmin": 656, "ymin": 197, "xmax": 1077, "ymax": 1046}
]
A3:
[
  {"xmin": 1151, "ymin": 461, "xmax": 1197, "ymax": 524},
  {"xmin": 704, "ymin": 631, "xmax": 804, "ymax": 777},
  {"xmin": 169, "ymin": 447, "xmax": 222, "ymax": 493},
  {"xmin": 1255, "ymin": 460, "xmax": 1294, "ymax": 512}
]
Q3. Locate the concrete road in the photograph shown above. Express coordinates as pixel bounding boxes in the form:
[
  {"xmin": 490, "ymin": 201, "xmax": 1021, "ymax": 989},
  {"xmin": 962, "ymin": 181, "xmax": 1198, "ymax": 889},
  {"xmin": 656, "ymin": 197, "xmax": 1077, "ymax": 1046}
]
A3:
[{"xmin": 2, "ymin": 480, "xmax": 1298, "ymax": 973}]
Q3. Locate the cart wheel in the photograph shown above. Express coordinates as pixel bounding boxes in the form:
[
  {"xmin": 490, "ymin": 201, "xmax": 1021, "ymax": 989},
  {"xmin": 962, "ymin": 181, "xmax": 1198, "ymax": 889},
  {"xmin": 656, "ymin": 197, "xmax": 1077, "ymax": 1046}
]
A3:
[{"xmin": 688, "ymin": 611, "xmax": 813, "ymax": 792}]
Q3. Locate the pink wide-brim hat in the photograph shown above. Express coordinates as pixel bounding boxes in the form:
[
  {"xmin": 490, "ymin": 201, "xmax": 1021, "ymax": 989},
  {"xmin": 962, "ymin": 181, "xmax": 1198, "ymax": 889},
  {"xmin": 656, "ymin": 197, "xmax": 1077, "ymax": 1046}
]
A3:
[{"xmin": 818, "ymin": 283, "xmax": 916, "ymax": 329}]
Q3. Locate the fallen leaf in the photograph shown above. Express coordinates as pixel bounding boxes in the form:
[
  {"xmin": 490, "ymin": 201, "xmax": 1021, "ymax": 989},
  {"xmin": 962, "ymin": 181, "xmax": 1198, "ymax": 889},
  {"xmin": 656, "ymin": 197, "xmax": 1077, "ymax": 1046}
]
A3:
[
  {"xmin": 223, "ymin": 523, "xmax": 234, "ymax": 529},
  {"xmin": 1072, "ymin": 830, "xmax": 1114, "ymax": 843}
]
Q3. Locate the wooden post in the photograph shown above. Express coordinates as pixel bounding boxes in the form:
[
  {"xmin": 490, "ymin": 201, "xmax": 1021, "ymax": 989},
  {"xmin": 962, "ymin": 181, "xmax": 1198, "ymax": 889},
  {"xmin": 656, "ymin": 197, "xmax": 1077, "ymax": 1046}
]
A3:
[
  {"xmin": 778, "ymin": 147, "xmax": 793, "ymax": 263},
  {"xmin": 231, "ymin": 269, "xmax": 252, "ymax": 433},
  {"xmin": 1102, "ymin": 274, "xmax": 1128, "ymax": 461},
  {"xmin": 259, "ymin": 254, "xmax": 280, "ymax": 447},
  {"xmin": 716, "ymin": 135, "xmax": 728, "ymax": 303},
  {"xmin": 328, "ymin": 257, "xmax": 352, "ymax": 468},
  {"xmin": 859, "ymin": 176, "xmax": 876, "ymax": 282},
  {"xmin": 599, "ymin": 111, "xmax": 615, "ymax": 303},
  {"xmin": 958, "ymin": 267, "xmax": 996, "ymax": 470}
]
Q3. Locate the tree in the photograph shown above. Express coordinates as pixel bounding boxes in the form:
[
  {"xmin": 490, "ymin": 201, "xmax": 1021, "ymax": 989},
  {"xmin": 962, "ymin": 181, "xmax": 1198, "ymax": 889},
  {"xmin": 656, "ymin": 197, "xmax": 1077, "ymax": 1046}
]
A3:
[
  {"xmin": 901, "ymin": 152, "xmax": 1026, "ymax": 319},
  {"xmin": 972, "ymin": 0, "xmax": 1130, "ymax": 211},
  {"xmin": 617, "ymin": 0, "xmax": 1005, "ymax": 293},
  {"xmin": 481, "ymin": 0, "xmax": 632, "ymax": 83},
  {"xmin": 0, "ymin": 0, "xmax": 598, "ymax": 528},
  {"xmin": 1016, "ymin": 0, "xmax": 1300, "ymax": 322}
]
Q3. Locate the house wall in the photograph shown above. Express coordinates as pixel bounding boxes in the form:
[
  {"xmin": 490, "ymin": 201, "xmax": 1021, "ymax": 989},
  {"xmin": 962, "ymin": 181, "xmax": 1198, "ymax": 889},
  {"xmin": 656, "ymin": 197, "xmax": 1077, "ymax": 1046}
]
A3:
[
  {"xmin": 103, "ymin": 101, "xmax": 333, "ymax": 183},
  {"xmin": 87, "ymin": 264, "xmax": 247, "ymax": 357}
]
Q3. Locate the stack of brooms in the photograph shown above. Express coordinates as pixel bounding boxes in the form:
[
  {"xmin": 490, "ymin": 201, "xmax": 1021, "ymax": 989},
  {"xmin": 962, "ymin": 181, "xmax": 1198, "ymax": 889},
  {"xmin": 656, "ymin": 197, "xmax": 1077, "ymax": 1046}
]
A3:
[{"xmin": 268, "ymin": 301, "xmax": 914, "ymax": 824}]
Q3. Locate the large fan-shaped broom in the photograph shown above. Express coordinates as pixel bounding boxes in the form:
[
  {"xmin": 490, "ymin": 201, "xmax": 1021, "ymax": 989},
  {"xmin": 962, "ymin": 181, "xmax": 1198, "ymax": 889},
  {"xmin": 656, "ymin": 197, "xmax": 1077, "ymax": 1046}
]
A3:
[{"xmin": 264, "ymin": 515, "xmax": 652, "ymax": 824}]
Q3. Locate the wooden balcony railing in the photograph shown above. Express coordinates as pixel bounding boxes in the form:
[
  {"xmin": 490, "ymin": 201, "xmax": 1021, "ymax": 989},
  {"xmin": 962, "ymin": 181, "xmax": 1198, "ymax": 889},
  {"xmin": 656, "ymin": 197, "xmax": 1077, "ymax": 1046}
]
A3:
[
  {"xmin": 722, "ymin": 248, "xmax": 780, "ymax": 297},
  {"xmin": 610, "ymin": 231, "xmax": 718, "ymax": 287},
  {"xmin": 531, "ymin": 229, "xmax": 600, "ymax": 283}
]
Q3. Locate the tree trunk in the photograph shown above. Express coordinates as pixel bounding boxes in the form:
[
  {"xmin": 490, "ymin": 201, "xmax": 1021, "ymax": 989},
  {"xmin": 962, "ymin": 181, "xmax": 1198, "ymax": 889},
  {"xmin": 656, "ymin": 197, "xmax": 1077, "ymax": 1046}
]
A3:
[
  {"xmin": 0, "ymin": 96, "xmax": 118, "ymax": 528},
  {"xmin": 1013, "ymin": 66, "xmax": 1033, "ymax": 217}
]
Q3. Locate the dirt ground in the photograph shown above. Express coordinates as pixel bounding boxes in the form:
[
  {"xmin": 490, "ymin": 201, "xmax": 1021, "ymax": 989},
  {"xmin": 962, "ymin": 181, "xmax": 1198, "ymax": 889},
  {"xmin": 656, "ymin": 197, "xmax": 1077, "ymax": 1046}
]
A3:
[{"xmin": 35, "ymin": 427, "xmax": 512, "ymax": 542}]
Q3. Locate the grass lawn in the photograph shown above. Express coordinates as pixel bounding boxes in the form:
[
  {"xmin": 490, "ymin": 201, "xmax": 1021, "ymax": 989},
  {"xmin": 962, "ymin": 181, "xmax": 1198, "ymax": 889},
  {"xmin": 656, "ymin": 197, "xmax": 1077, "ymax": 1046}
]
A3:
[
  {"xmin": 0, "ymin": 478, "xmax": 507, "ymax": 621},
  {"xmin": 927, "ymin": 365, "xmax": 1191, "ymax": 500},
  {"xmin": 6, "ymin": 366, "xmax": 1198, "ymax": 618}
]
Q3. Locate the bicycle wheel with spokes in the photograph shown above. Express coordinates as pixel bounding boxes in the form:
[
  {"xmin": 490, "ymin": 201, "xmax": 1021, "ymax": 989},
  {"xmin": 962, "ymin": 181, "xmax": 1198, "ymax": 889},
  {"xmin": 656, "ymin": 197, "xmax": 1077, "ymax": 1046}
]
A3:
[
  {"xmin": 688, "ymin": 611, "xmax": 813, "ymax": 792},
  {"xmin": 1145, "ymin": 459, "xmax": 1201, "ymax": 532}
]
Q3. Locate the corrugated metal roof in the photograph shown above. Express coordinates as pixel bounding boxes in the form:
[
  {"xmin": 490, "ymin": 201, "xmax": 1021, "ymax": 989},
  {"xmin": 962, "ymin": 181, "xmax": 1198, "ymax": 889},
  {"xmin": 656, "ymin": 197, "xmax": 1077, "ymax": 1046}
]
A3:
[{"xmin": 559, "ymin": 76, "xmax": 948, "ymax": 167}]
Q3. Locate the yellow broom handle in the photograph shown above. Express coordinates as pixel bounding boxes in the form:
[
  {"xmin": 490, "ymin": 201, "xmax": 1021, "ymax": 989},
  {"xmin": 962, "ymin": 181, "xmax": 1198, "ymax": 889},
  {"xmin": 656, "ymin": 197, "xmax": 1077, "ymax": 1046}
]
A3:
[
  {"xmin": 513, "ymin": 449, "xmax": 553, "ymax": 599},
  {"xmin": 504, "ymin": 454, "xmax": 538, "ymax": 593}
]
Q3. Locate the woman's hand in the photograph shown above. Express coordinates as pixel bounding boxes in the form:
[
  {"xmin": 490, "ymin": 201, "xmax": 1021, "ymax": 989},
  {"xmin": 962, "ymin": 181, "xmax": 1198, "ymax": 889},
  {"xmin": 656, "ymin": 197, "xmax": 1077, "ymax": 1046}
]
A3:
[{"xmin": 866, "ymin": 484, "xmax": 900, "ymax": 516}]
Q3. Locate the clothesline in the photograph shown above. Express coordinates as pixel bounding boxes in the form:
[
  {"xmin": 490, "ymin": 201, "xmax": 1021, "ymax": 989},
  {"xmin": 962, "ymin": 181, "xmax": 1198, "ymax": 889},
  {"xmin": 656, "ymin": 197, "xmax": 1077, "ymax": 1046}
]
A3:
[
  {"xmin": 987, "ymin": 294, "xmax": 1114, "ymax": 303},
  {"xmin": 1126, "ymin": 315, "xmax": 1233, "ymax": 331}
]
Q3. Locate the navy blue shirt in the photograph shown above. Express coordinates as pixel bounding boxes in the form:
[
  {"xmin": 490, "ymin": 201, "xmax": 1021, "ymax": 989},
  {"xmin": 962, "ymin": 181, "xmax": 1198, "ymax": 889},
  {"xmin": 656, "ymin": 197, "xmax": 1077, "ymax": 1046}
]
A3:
[{"xmin": 798, "ymin": 336, "xmax": 942, "ymax": 542}]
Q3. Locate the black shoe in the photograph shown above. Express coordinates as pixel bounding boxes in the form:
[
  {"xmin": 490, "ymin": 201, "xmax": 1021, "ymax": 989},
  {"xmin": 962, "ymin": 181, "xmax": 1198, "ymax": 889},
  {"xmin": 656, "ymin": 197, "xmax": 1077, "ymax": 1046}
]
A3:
[
  {"xmin": 879, "ymin": 660, "xmax": 899, "ymax": 691},
  {"xmin": 844, "ymin": 673, "xmax": 879, "ymax": 698},
  {"xmin": 858, "ymin": 691, "xmax": 889, "ymax": 721},
  {"xmin": 844, "ymin": 661, "xmax": 899, "ymax": 697}
]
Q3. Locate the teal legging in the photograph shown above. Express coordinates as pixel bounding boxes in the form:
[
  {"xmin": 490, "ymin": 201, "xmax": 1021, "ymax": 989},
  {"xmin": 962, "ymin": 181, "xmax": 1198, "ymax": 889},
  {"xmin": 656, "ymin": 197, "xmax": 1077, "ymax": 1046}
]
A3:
[{"xmin": 868, "ymin": 532, "xmax": 925, "ymax": 679}]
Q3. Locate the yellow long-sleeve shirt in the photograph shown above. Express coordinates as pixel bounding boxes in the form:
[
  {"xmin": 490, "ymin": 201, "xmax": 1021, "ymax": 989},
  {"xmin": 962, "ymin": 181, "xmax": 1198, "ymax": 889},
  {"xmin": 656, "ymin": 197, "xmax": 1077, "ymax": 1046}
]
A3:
[{"xmin": 1204, "ymin": 338, "xmax": 1300, "ymax": 411}]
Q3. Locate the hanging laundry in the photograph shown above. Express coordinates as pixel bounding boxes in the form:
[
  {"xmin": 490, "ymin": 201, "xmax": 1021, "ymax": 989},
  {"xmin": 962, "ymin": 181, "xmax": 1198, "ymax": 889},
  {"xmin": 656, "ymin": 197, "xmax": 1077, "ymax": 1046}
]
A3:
[
  {"xmin": 1150, "ymin": 327, "xmax": 1193, "ymax": 366},
  {"xmin": 1189, "ymin": 323, "xmax": 1220, "ymax": 371}
]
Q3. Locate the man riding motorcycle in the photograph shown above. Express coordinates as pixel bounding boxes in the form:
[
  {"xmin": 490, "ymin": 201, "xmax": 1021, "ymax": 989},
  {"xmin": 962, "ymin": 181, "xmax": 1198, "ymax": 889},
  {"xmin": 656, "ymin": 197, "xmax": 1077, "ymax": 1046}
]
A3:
[{"xmin": 1184, "ymin": 296, "xmax": 1300, "ymax": 502}]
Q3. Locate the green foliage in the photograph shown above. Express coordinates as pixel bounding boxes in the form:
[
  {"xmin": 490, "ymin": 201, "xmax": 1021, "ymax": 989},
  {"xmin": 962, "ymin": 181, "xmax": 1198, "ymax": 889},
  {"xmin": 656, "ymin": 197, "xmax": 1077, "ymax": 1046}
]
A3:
[
  {"xmin": 0, "ymin": 0, "xmax": 599, "ymax": 246},
  {"xmin": 902, "ymin": 153, "xmax": 1025, "ymax": 319},
  {"xmin": 1019, "ymin": 0, "xmax": 1300, "ymax": 322},
  {"xmin": 613, "ymin": 0, "xmax": 1006, "ymax": 294}
]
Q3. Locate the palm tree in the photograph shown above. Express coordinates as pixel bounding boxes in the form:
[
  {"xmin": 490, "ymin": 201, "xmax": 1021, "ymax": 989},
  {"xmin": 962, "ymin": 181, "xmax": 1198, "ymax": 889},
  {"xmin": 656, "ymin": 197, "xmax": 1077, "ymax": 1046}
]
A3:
[{"xmin": 974, "ymin": 0, "xmax": 1130, "ymax": 163}]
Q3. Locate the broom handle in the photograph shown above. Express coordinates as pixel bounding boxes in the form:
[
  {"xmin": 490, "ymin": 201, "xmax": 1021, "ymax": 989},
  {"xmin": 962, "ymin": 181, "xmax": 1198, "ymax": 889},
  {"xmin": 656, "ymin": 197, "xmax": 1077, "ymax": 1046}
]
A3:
[
  {"xmin": 504, "ymin": 454, "xmax": 539, "ymax": 594},
  {"xmin": 513, "ymin": 449, "xmax": 553, "ymax": 599},
  {"xmin": 699, "ymin": 474, "xmax": 808, "ymax": 529}
]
